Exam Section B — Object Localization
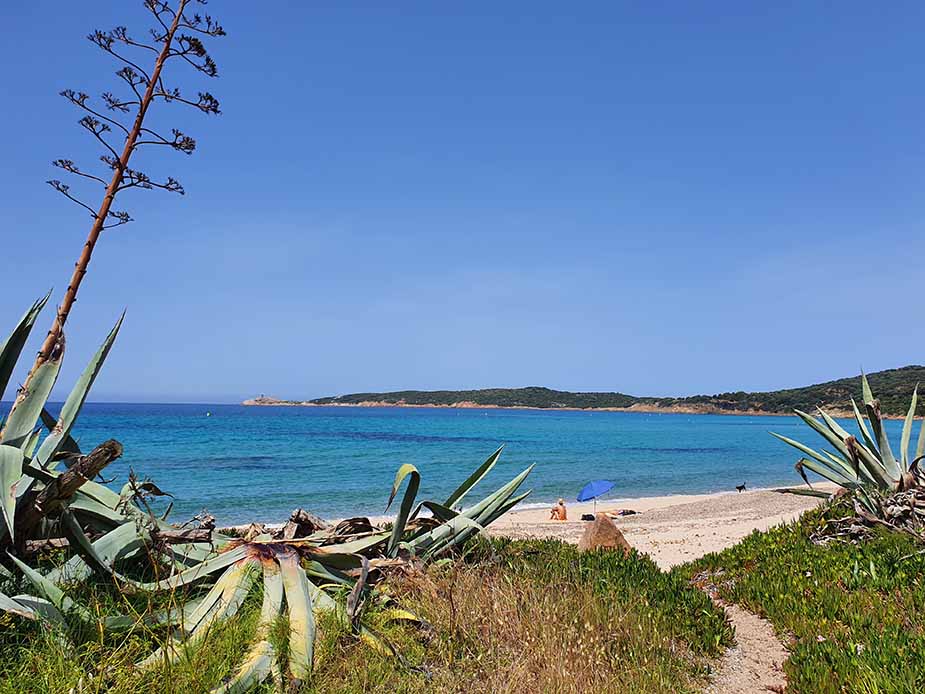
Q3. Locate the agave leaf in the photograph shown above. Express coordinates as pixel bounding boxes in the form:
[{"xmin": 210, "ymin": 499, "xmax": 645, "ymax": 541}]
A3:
[
  {"xmin": 35, "ymin": 315, "xmax": 122, "ymax": 469},
  {"xmin": 10, "ymin": 595, "xmax": 67, "ymax": 625},
  {"xmin": 48, "ymin": 521, "xmax": 149, "ymax": 584},
  {"xmin": 0, "ymin": 446, "xmax": 23, "ymax": 540},
  {"xmin": 901, "ymin": 386, "xmax": 918, "ymax": 469},
  {"xmin": 1, "ymin": 347, "xmax": 63, "ymax": 449},
  {"xmin": 796, "ymin": 457, "xmax": 856, "ymax": 487},
  {"xmin": 852, "ymin": 399, "xmax": 879, "ymax": 455},
  {"xmin": 302, "ymin": 548, "xmax": 362, "ymax": 572},
  {"xmin": 479, "ymin": 489, "xmax": 532, "ymax": 527},
  {"xmin": 211, "ymin": 640, "xmax": 275, "ymax": 694},
  {"xmin": 443, "ymin": 445, "xmax": 503, "ymax": 510},
  {"xmin": 861, "ymin": 372, "xmax": 874, "ymax": 405},
  {"xmin": 58, "ymin": 510, "xmax": 141, "ymax": 581},
  {"xmin": 279, "ymin": 552, "xmax": 315, "ymax": 680},
  {"xmin": 209, "ymin": 565, "xmax": 283, "ymax": 693},
  {"xmin": 22, "ymin": 430, "xmax": 41, "ymax": 458},
  {"xmin": 0, "ymin": 591, "xmax": 39, "ymax": 621},
  {"xmin": 181, "ymin": 562, "xmax": 250, "ymax": 634},
  {"xmin": 416, "ymin": 500, "xmax": 458, "ymax": 523},
  {"xmin": 418, "ymin": 516, "xmax": 485, "ymax": 558},
  {"xmin": 459, "ymin": 464, "xmax": 534, "ymax": 522},
  {"xmin": 128, "ymin": 545, "xmax": 248, "ymax": 592},
  {"xmin": 140, "ymin": 560, "xmax": 257, "ymax": 670},
  {"xmin": 40, "ymin": 407, "xmax": 81, "ymax": 457},
  {"xmin": 385, "ymin": 463, "xmax": 420, "ymax": 557},
  {"xmin": 773, "ymin": 487, "xmax": 833, "ymax": 499},
  {"xmin": 771, "ymin": 433, "xmax": 858, "ymax": 481},
  {"xmin": 304, "ymin": 560, "xmax": 353, "ymax": 588},
  {"xmin": 426, "ymin": 488, "xmax": 532, "ymax": 558},
  {"xmin": 816, "ymin": 408, "xmax": 852, "ymax": 442},
  {"xmin": 67, "ymin": 494, "xmax": 127, "ymax": 529},
  {"xmin": 0, "ymin": 293, "xmax": 49, "ymax": 402},
  {"xmin": 918, "ymin": 412, "xmax": 925, "ymax": 462},
  {"xmin": 316, "ymin": 530, "xmax": 390, "ymax": 555},
  {"xmin": 865, "ymin": 400, "xmax": 900, "ymax": 483},
  {"xmin": 794, "ymin": 410, "xmax": 851, "ymax": 459},
  {"xmin": 820, "ymin": 449, "xmax": 876, "ymax": 488},
  {"xmin": 8, "ymin": 553, "xmax": 93, "ymax": 623}
]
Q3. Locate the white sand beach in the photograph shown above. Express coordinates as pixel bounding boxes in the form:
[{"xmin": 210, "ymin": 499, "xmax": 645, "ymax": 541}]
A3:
[{"xmin": 490, "ymin": 486, "xmax": 836, "ymax": 568}]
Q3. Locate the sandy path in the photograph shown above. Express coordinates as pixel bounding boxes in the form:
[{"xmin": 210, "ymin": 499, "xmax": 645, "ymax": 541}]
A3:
[
  {"xmin": 490, "ymin": 487, "xmax": 831, "ymax": 694},
  {"xmin": 706, "ymin": 602, "xmax": 787, "ymax": 694}
]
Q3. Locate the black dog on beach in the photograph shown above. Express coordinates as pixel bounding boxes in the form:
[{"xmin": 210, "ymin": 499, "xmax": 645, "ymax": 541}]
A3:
[{"xmin": 735, "ymin": 482, "xmax": 747, "ymax": 493}]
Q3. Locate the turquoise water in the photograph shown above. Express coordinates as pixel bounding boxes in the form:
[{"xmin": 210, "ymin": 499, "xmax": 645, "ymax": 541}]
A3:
[{"xmin": 41, "ymin": 404, "xmax": 906, "ymax": 525}]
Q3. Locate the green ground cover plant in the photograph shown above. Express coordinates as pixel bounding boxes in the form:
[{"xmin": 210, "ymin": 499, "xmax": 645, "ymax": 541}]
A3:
[
  {"xmin": 680, "ymin": 501, "xmax": 925, "ymax": 694},
  {"xmin": 0, "ymin": 538, "xmax": 731, "ymax": 694}
]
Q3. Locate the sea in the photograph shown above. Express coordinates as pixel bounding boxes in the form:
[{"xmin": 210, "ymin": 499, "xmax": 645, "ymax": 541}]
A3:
[{"xmin": 38, "ymin": 403, "xmax": 908, "ymax": 526}]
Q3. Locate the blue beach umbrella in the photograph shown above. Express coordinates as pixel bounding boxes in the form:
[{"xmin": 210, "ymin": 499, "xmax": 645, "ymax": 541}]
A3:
[{"xmin": 576, "ymin": 480, "xmax": 615, "ymax": 514}]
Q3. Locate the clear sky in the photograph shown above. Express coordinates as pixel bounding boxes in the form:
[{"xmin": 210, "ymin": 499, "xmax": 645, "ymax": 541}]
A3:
[{"xmin": 1, "ymin": 1, "xmax": 924, "ymax": 403}]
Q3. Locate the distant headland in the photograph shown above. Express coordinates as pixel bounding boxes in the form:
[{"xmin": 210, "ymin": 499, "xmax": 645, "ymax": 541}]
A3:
[{"xmin": 244, "ymin": 365, "xmax": 925, "ymax": 418}]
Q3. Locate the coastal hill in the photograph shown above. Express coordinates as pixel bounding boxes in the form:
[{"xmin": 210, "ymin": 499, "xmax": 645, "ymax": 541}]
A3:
[{"xmin": 244, "ymin": 365, "xmax": 925, "ymax": 417}]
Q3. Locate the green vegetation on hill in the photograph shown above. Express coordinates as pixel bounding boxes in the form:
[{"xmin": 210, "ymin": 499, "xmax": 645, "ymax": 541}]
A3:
[
  {"xmin": 303, "ymin": 365, "xmax": 925, "ymax": 416},
  {"xmin": 679, "ymin": 501, "xmax": 925, "ymax": 693}
]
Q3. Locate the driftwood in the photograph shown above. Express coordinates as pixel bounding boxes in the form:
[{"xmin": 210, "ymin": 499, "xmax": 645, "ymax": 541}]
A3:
[
  {"xmin": 15, "ymin": 439, "xmax": 123, "ymax": 543},
  {"xmin": 277, "ymin": 508, "xmax": 331, "ymax": 540},
  {"xmin": 153, "ymin": 527, "xmax": 213, "ymax": 544}
]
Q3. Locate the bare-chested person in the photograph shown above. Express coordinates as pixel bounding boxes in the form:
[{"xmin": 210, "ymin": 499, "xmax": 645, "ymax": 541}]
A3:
[{"xmin": 549, "ymin": 498, "xmax": 567, "ymax": 521}]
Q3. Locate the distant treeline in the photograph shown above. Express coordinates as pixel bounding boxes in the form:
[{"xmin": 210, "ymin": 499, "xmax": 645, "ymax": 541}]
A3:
[{"xmin": 306, "ymin": 366, "xmax": 925, "ymax": 416}]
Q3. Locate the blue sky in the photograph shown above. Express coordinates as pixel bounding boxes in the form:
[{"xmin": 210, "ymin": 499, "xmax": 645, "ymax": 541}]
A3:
[{"xmin": 1, "ymin": 1, "xmax": 924, "ymax": 403}]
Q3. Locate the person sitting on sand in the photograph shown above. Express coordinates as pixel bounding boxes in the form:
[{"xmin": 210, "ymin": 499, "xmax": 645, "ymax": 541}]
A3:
[{"xmin": 549, "ymin": 498, "xmax": 567, "ymax": 521}]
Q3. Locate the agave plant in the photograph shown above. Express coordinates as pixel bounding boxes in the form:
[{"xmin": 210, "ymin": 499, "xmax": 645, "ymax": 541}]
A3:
[
  {"xmin": 773, "ymin": 373, "xmax": 925, "ymax": 516},
  {"xmin": 7, "ymin": 449, "xmax": 531, "ymax": 691},
  {"xmin": 0, "ymin": 295, "xmax": 128, "ymax": 549},
  {"xmin": 0, "ymin": 293, "xmax": 534, "ymax": 691}
]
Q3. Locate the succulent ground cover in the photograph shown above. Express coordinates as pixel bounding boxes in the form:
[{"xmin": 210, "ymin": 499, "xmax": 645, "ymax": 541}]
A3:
[{"xmin": 680, "ymin": 501, "xmax": 925, "ymax": 693}]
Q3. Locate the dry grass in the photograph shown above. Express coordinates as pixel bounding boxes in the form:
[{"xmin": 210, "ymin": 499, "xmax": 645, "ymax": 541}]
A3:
[
  {"xmin": 0, "ymin": 539, "xmax": 728, "ymax": 693},
  {"xmin": 304, "ymin": 538, "xmax": 730, "ymax": 694}
]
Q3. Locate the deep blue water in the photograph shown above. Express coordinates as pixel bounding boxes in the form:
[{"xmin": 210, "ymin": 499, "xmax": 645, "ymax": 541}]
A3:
[{"xmin": 35, "ymin": 403, "xmax": 906, "ymax": 525}]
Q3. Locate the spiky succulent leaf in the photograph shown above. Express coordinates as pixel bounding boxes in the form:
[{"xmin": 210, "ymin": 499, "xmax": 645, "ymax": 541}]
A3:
[
  {"xmin": 851, "ymin": 398, "xmax": 879, "ymax": 455},
  {"xmin": 443, "ymin": 444, "xmax": 503, "ymax": 509},
  {"xmin": 1, "ymin": 346, "xmax": 63, "ymax": 449},
  {"xmin": 0, "ymin": 591, "xmax": 40, "ymax": 621},
  {"xmin": 128, "ymin": 545, "xmax": 248, "ymax": 592},
  {"xmin": 279, "ymin": 552, "xmax": 315, "ymax": 680},
  {"xmin": 47, "ymin": 521, "xmax": 148, "ymax": 584},
  {"xmin": 211, "ymin": 641, "xmax": 275, "ymax": 694},
  {"xmin": 861, "ymin": 372, "xmax": 874, "ymax": 405},
  {"xmin": 0, "ymin": 446, "xmax": 23, "ymax": 540},
  {"xmin": 8, "ymin": 553, "xmax": 93, "ymax": 623},
  {"xmin": 40, "ymin": 407, "xmax": 81, "ymax": 457},
  {"xmin": 793, "ymin": 410, "xmax": 851, "ymax": 459},
  {"xmin": 771, "ymin": 433, "xmax": 869, "ymax": 486},
  {"xmin": 794, "ymin": 457, "xmax": 856, "ymax": 488},
  {"xmin": 918, "ymin": 412, "xmax": 925, "ymax": 462},
  {"xmin": 385, "ymin": 463, "xmax": 420, "ymax": 557},
  {"xmin": 35, "ymin": 315, "xmax": 122, "ymax": 469},
  {"xmin": 867, "ymin": 400, "xmax": 901, "ymax": 482},
  {"xmin": 901, "ymin": 386, "xmax": 918, "ymax": 469},
  {"xmin": 0, "ymin": 293, "xmax": 49, "ymax": 402},
  {"xmin": 140, "ymin": 560, "xmax": 257, "ymax": 670}
]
